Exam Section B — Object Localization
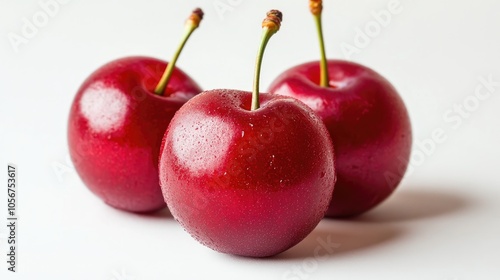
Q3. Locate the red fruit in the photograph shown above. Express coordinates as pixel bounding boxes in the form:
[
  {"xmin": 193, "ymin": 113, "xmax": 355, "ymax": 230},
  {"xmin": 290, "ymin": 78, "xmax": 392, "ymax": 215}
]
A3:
[
  {"xmin": 68, "ymin": 56, "xmax": 201, "ymax": 212},
  {"xmin": 159, "ymin": 10, "xmax": 336, "ymax": 257},
  {"xmin": 159, "ymin": 90, "xmax": 335, "ymax": 257},
  {"xmin": 269, "ymin": 60, "xmax": 412, "ymax": 217},
  {"xmin": 269, "ymin": 1, "xmax": 412, "ymax": 217},
  {"xmin": 68, "ymin": 9, "xmax": 204, "ymax": 213}
]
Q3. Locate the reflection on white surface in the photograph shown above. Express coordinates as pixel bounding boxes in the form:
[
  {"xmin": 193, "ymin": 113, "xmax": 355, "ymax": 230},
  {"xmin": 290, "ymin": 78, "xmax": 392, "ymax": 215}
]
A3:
[{"xmin": 79, "ymin": 82, "xmax": 129, "ymax": 133}]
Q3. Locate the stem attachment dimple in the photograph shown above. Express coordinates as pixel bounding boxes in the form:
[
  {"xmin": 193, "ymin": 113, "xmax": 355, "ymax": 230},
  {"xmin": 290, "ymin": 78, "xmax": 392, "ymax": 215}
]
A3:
[
  {"xmin": 251, "ymin": 10, "xmax": 283, "ymax": 111},
  {"xmin": 154, "ymin": 8, "xmax": 204, "ymax": 96},
  {"xmin": 310, "ymin": 0, "xmax": 329, "ymax": 88}
]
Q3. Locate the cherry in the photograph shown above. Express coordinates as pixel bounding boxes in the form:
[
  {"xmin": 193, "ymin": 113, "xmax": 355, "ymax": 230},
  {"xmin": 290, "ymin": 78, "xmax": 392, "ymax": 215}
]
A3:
[
  {"xmin": 68, "ymin": 9, "xmax": 204, "ymax": 213},
  {"xmin": 269, "ymin": 0, "xmax": 412, "ymax": 217},
  {"xmin": 159, "ymin": 10, "xmax": 336, "ymax": 257}
]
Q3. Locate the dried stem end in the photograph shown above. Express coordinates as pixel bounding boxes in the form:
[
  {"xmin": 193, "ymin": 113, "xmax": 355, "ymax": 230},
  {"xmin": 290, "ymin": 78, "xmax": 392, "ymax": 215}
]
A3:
[
  {"xmin": 187, "ymin": 7, "xmax": 204, "ymax": 28},
  {"xmin": 262, "ymin": 10, "xmax": 283, "ymax": 34},
  {"xmin": 310, "ymin": 0, "xmax": 323, "ymax": 16}
]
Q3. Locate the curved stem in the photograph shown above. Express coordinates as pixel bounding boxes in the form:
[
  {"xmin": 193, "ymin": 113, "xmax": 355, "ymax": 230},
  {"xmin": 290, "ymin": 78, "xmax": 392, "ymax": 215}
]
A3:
[
  {"xmin": 251, "ymin": 10, "xmax": 283, "ymax": 111},
  {"xmin": 251, "ymin": 28, "xmax": 273, "ymax": 111},
  {"xmin": 154, "ymin": 8, "xmax": 204, "ymax": 96}
]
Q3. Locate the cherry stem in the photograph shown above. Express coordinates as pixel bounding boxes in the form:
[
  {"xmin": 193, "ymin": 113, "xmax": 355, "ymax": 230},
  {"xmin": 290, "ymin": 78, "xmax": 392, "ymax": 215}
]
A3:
[
  {"xmin": 154, "ymin": 8, "xmax": 204, "ymax": 96},
  {"xmin": 310, "ymin": 0, "xmax": 329, "ymax": 88},
  {"xmin": 251, "ymin": 10, "xmax": 283, "ymax": 111}
]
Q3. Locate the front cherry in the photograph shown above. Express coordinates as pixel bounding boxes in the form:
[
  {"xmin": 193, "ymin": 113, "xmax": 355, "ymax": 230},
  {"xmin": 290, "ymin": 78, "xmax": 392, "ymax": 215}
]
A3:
[
  {"xmin": 68, "ymin": 9, "xmax": 204, "ymax": 213},
  {"xmin": 269, "ymin": 1, "xmax": 412, "ymax": 218},
  {"xmin": 159, "ymin": 11, "xmax": 336, "ymax": 257}
]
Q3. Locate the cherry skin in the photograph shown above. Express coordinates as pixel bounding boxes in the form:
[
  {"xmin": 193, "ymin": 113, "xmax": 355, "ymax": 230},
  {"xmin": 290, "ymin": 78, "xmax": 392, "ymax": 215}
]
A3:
[
  {"xmin": 68, "ymin": 56, "xmax": 201, "ymax": 212},
  {"xmin": 269, "ymin": 60, "xmax": 412, "ymax": 217},
  {"xmin": 159, "ymin": 90, "xmax": 336, "ymax": 257},
  {"xmin": 159, "ymin": 10, "xmax": 336, "ymax": 257}
]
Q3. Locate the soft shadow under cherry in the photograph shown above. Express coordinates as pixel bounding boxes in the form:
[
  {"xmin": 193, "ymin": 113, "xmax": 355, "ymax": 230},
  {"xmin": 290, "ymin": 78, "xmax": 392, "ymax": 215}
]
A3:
[
  {"xmin": 274, "ymin": 220, "xmax": 402, "ymax": 260},
  {"xmin": 356, "ymin": 187, "xmax": 470, "ymax": 223},
  {"xmin": 139, "ymin": 207, "xmax": 173, "ymax": 220}
]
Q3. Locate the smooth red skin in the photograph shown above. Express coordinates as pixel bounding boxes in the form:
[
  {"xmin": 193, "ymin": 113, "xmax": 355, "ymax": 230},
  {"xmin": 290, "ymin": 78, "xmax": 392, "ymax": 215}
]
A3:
[
  {"xmin": 159, "ymin": 90, "xmax": 336, "ymax": 257},
  {"xmin": 269, "ymin": 60, "xmax": 412, "ymax": 218},
  {"xmin": 68, "ymin": 56, "xmax": 201, "ymax": 213}
]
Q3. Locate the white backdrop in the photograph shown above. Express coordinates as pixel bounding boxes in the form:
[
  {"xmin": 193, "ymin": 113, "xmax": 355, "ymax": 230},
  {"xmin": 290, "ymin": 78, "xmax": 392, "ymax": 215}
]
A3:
[{"xmin": 1, "ymin": 0, "xmax": 500, "ymax": 279}]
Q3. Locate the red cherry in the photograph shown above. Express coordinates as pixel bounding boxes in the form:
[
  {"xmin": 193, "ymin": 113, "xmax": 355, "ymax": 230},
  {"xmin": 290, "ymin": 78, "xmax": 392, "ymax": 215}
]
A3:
[
  {"xmin": 269, "ymin": 60, "xmax": 412, "ymax": 217},
  {"xmin": 159, "ymin": 10, "xmax": 336, "ymax": 257},
  {"xmin": 68, "ymin": 9, "xmax": 204, "ymax": 213},
  {"xmin": 269, "ymin": 1, "xmax": 412, "ymax": 217}
]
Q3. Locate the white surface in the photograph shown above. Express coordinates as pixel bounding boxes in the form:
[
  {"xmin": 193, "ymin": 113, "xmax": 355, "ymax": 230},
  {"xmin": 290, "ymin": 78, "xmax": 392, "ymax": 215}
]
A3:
[{"xmin": 1, "ymin": 0, "xmax": 500, "ymax": 279}]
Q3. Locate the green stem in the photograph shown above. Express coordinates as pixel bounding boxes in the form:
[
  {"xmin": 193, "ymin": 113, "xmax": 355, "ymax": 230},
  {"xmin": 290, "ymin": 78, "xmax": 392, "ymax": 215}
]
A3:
[
  {"xmin": 313, "ymin": 13, "xmax": 329, "ymax": 88},
  {"xmin": 154, "ymin": 25, "xmax": 196, "ymax": 95},
  {"xmin": 251, "ymin": 28, "xmax": 274, "ymax": 111},
  {"xmin": 154, "ymin": 8, "xmax": 203, "ymax": 96}
]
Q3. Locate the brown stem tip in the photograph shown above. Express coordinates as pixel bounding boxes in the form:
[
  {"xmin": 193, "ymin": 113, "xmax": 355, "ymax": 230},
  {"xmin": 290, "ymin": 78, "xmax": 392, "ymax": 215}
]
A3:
[
  {"xmin": 310, "ymin": 0, "xmax": 323, "ymax": 16},
  {"xmin": 188, "ymin": 8, "xmax": 204, "ymax": 27},
  {"xmin": 262, "ymin": 10, "xmax": 283, "ymax": 33}
]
